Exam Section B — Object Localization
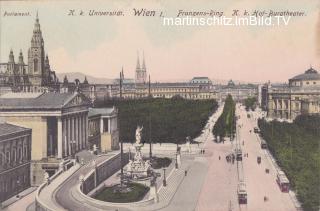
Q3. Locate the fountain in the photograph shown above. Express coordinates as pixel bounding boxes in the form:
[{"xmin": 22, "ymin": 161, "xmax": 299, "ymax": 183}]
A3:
[{"xmin": 126, "ymin": 126, "xmax": 152, "ymax": 179}]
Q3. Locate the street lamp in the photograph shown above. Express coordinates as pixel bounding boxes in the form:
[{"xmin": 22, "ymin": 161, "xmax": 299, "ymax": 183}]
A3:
[
  {"xmin": 16, "ymin": 178, "xmax": 20, "ymax": 198},
  {"xmin": 175, "ymin": 152, "xmax": 178, "ymax": 169},
  {"xmin": 163, "ymin": 168, "xmax": 167, "ymax": 187}
]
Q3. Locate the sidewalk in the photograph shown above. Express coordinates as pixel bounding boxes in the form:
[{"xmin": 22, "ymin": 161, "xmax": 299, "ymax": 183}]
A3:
[{"xmin": 2, "ymin": 187, "xmax": 37, "ymax": 211}]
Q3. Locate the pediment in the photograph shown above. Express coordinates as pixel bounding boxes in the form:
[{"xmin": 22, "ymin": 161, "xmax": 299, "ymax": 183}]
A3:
[{"xmin": 64, "ymin": 93, "xmax": 91, "ymax": 108}]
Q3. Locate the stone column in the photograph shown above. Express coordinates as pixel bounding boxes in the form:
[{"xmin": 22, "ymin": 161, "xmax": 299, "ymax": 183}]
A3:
[
  {"xmin": 84, "ymin": 114, "xmax": 88, "ymax": 148},
  {"xmin": 57, "ymin": 117, "xmax": 63, "ymax": 159},
  {"xmin": 82, "ymin": 114, "xmax": 85, "ymax": 149},
  {"xmin": 67, "ymin": 117, "xmax": 71, "ymax": 156},
  {"xmin": 100, "ymin": 118, "xmax": 104, "ymax": 134},
  {"xmin": 80, "ymin": 114, "xmax": 84, "ymax": 149},
  {"xmin": 71, "ymin": 116, "xmax": 75, "ymax": 155},
  {"xmin": 63, "ymin": 117, "xmax": 67, "ymax": 157},
  {"xmin": 108, "ymin": 118, "xmax": 111, "ymax": 133},
  {"xmin": 75, "ymin": 115, "xmax": 79, "ymax": 151}
]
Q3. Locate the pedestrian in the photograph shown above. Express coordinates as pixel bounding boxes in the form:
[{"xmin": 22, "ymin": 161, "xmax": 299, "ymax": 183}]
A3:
[
  {"xmin": 203, "ymin": 149, "xmax": 205, "ymax": 154},
  {"xmin": 219, "ymin": 156, "xmax": 221, "ymax": 160},
  {"xmin": 185, "ymin": 170, "xmax": 187, "ymax": 176}
]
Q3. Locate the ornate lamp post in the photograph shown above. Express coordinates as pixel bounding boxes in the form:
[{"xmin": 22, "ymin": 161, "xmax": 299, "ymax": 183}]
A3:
[{"xmin": 163, "ymin": 168, "xmax": 167, "ymax": 187}]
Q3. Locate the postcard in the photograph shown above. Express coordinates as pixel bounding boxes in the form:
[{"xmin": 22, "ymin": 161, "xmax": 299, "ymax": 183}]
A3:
[{"xmin": 0, "ymin": 1, "xmax": 319, "ymax": 211}]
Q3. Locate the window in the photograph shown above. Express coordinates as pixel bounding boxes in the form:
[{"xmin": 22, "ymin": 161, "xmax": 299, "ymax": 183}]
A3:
[
  {"xmin": 18, "ymin": 148, "xmax": 22, "ymax": 161},
  {"xmin": 12, "ymin": 149, "xmax": 16, "ymax": 162},
  {"xmin": 5, "ymin": 151, "xmax": 10, "ymax": 163},
  {"xmin": 24, "ymin": 146, "xmax": 27, "ymax": 159},
  {"xmin": 34, "ymin": 58, "xmax": 38, "ymax": 73}
]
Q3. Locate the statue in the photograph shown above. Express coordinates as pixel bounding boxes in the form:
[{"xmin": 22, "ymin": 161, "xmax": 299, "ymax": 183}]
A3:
[
  {"xmin": 126, "ymin": 125, "xmax": 152, "ymax": 179},
  {"xmin": 135, "ymin": 126, "xmax": 143, "ymax": 144}
]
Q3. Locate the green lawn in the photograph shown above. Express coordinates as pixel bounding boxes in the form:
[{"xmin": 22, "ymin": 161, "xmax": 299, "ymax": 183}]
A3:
[{"xmin": 94, "ymin": 183, "xmax": 150, "ymax": 203}]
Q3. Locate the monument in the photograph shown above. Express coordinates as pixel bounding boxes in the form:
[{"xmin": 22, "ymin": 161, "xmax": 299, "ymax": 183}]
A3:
[{"xmin": 126, "ymin": 126, "xmax": 152, "ymax": 179}]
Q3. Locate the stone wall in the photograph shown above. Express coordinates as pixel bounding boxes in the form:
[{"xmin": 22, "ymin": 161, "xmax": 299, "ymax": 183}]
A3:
[
  {"xmin": 82, "ymin": 153, "xmax": 129, "ymax": 195},
  {"xmin": 6, "ymin": 116, "xmax": 47, "ymax": 160}
]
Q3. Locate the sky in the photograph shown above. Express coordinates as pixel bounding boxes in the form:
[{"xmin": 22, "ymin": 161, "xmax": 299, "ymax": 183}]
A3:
[{"xmin": 0, "ymin": 0, "xmax": 319, "ymax": 83}]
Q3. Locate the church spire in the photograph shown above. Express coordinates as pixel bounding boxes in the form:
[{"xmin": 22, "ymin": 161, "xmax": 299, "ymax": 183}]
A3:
[
  {"xmin": 142, "ymin": 51, "xmax": 146, "ymax": 70},
  {"xmin": 18, "ymin": 49, "xmax": 24, "ymax": 64},
  {"xmin": 31, "ymin": 12, "xmax": 43, "ymax": 47},
  {"xmin": 136, "ymin": 51, "xmax": 140, "ymax": 69},
  {"xmin": 9, "ymin": 49, "xmax": 14, "ymax": 63}
]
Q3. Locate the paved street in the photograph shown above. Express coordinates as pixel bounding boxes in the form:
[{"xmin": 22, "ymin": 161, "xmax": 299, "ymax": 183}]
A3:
[
  {"xmin": 14, "ymin": 104, "xmax": 298, "ymax": 211},
  {"xmin": 54, "ymin": 153, "xmax": 124, "ymax": 211},
  {"xmin": 196, "ymin": 104, "xmax": 297, "ymax": 211}
]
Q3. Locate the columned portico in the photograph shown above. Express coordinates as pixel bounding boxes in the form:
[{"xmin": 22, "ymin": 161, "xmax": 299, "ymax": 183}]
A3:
[{"xmin": 57, "ymin": 117, "xmax": 63, "ymax": 159}]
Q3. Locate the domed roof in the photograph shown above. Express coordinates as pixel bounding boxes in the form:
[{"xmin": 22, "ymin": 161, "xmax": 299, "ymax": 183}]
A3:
[{"xmin": 290, "ymin": 67, "xmax": 320, "ymax": 80}]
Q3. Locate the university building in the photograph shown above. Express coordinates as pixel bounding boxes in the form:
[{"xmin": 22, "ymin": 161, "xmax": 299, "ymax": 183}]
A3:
[
  {"xmin": 267, "ymin": 67, "xmax": 320, "ymax": 120},
  {"xmin": 0, "ymin": 123, "xmax": 32, "ymax": 202}
]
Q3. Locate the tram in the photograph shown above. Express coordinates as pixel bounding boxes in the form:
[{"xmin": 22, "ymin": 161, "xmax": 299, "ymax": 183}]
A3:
[
  {"xmin": 235, "ymin": 148, "xmax": 242, "ymax": 161},
  {"xmin": 276, "ymin": 171, "xmax": 290, "ymax": 192},
  {"xmin": 237, "ymin": 181, "xmax": 247, "ymax": 204},
  {"xmin": 260, "ymin": 139, "xmax": 267, "ymax": 149}
]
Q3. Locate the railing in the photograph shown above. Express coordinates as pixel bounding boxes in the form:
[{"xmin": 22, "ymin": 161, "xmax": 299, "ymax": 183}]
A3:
[{"xmin": 35, "ymin": 160, "xmax": 75, "ymax": 211}]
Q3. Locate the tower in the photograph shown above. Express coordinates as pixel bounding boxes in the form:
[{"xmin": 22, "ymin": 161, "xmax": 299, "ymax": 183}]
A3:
[
  {"xmin": 28, "ymin": 12, "xmax": 46, "ymax": 86},
  {"xmin": 135, "ymin": 51, "xmax": 147, "ymax": 84}
]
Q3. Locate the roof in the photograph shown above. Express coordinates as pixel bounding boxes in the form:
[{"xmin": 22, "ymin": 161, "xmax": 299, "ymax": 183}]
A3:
[
  {"xmin": 0, "ymin": 123, "xmax": 30, "ymax": 137},
  {"xmin": 290, "ymin": 67, "xmax": 320, "ymax": 80},
  {"xmin": 88, "ymin": 107, "xmax": 116, "ymax": 118},
  {"xmin": 0, "ymin": 92, "xmax": 85, "ymax": 110},
  {"xmin": 1, "ymin": 92, "xmax": 43, "ymax": 98},
  {"xmin": 191, "ymin": 77, "xmax": 210, "ymax": 80}
]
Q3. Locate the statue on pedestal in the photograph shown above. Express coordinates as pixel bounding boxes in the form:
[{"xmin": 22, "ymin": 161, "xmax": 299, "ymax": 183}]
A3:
[{"xmin": 126, "ymin": 126, "xmax": 152, "ymax": 179}]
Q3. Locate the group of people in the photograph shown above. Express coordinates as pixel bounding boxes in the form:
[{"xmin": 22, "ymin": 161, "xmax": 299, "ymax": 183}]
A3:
[
  {"xmin": 200, "ymin": 149, "xmax": 206, "ymax": 154},
  {"xmin": 225, "ymin": 154, "xmax": 235, "ymax": 164}
]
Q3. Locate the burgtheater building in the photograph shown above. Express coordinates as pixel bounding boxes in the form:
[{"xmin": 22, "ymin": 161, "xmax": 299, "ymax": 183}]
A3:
[
  {"xmin": 0, "ymin": 92, "xmax": 91, "ymax": 185},
  {"xmin": 267, "ymin": 67, "xmax": 320, "ymax": 120}
]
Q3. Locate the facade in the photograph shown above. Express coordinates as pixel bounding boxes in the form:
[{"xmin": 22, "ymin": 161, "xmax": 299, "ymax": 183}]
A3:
[
  {"xmin": 109, "ymin": 82, "xmax": 217, "ymax": 100},
  {"xmin": 0, "ymin": 92, "xmax": 91, "ymax": 185},
  {"xmin": 215, "ymin": 80, "xmax": 258, "ymax": 102},
  {"xmin": 88, "ymin": 107, "xmax": 119, "ymax": 152},
  {"xmin": 267, "ymin": 67, "xmax": 320, "ymax": 120},
  {"xmin": 0, "ymin": 123, "xmax": 32, "ymax": 203},
  {"xmin": 190, "ymin": 77, "xmax": 212, "ymax": 85},
  {"xmin": 0, "ymin": 13, "xmax": 59, "ymax": 93}
]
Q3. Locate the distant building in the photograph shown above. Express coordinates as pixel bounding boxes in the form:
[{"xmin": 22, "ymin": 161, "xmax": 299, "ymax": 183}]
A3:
[
  {"xmin": 88, "ymin": 108, "xmax": 119, "ymax": 152},
  {"xmin": 0, "ymin": 13, "xmax": 59, "ymax": 93},
  {"xmin": 267, "ymin": 67, "xmax": 320, "ymax": 120},
  {"xmin": 0, "ymin": 92, "xmax": 91, "ymax": 185},
  {"xmin": 215, "ymin": 80, "xmax": 258, "ymax": 102},
  {"xmin": 190, "ymin": 77, "xmax": 212, "ymax": 84},
  {"xmin": 135, "ymin": 52, "xmax": 147, "ymax": 84},
  {"xmin": 0, "ymin": 123, "xmax": 31, "ymax": 203}
]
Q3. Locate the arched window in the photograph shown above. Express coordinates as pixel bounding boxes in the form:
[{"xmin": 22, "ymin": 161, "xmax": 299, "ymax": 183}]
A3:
[{"xmin": 34, "ymin": 58, "xmax": 38, "ymax": 73}]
